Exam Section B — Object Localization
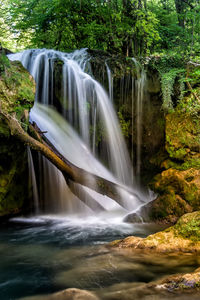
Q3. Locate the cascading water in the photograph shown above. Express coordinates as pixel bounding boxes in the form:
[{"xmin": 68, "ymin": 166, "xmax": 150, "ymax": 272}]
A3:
[
  {"xmin": 132, "ymin": 58, "xmax": 147, "ymax": 182},
  {"xmin": 107, "ymin": 57, "xmax": 147, "ymax": 184},
  {"xmin": 105, "ymin": 62, "xmax": 113, "ymax": 103},
  {"xmin": 27, "ymin": 147, "xmax": 40, "ymax": 214},
  {"xmin": 8, "ymin": 49, "xmax": 151, "ymax": 216}
]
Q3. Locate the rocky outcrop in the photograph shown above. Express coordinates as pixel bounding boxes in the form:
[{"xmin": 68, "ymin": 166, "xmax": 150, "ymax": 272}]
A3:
[
  {"xmin": 0, "ymin": 49, "xmax": 35, "ymax": 216},
  {"xmin": 110, "ymin": 211, "xmax": 200, "ymax": 252},
  {"xmin": 142, "ymin": 86, "xmax": 200, "ymax": 223}
]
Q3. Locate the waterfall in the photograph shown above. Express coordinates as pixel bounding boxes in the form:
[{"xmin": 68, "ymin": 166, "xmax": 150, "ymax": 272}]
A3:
[
  {"xmin": 105, "ymin": 62, "xmax": 113, "ymax": 102},
  {"xmin": 27, "ymin": 147, "xmax": 39, "ymax": 214},
  {"xmin": 30, "ymin": 104, "xmax": 141, "ymax": 211},
  {"xmin": 132, "ymin": 58, "xmax": 147, "ymax": 182},
  {"xmin": 106, "ymin": 57, "xmax": 146, "ymax": 183},
  {"xmin": 8, "ymin": 49, "xmax": 150, "ymax": 215}
]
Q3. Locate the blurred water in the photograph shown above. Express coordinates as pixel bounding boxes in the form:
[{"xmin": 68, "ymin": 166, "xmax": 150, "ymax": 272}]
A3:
[{"xmin": 0, "ymin": 216, "xmax": 198, "ymax": 300}]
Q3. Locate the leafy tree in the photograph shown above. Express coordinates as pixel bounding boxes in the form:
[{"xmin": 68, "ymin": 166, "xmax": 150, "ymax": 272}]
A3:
[{"xmin": 0, "ymin": 0, "xmax": 199, "ymax": 59}]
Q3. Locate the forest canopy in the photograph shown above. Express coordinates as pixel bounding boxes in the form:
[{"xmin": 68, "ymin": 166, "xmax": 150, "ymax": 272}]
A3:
[{"xmin": 0, "ymin": 0, "xmax": 200, "ymax": 59}]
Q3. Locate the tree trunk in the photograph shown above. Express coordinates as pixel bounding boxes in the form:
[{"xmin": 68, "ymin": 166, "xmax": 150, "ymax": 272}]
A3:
[
  {"xmin": 1, "ymin": 112, "xmax": 142, "ymax": 209},
  {"xmin": 175, "ymin": 0, "xmax": 185, "ymax": 28}
]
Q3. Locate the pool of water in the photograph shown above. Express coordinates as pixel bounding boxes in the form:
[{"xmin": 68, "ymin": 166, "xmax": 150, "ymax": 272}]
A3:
[{"xmin": 0, "ymin": 214, "xmax": 199, "ymax": 300}]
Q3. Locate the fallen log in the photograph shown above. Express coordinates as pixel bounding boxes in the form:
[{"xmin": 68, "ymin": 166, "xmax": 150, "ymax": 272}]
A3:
[
  {"xmin": 1, "ymin": 112, "xmax": 143, "ymax": 209},
  {"xmin": 67, "ymin": 180, "xmax": 106, "ymax": 212}
]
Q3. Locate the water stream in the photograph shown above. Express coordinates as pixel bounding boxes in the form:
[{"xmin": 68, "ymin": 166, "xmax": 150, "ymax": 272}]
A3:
[{"xmin": 0, "ymin": 218, "xmax": 199, "ymax": 300}]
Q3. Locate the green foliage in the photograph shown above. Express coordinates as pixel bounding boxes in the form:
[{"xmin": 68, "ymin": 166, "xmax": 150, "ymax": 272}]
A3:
[
  {"xmin": 0, "ymin": 0, "xmax": 161, "ymax": 56},
  {"xmin": 149, "ymin": 55, "xmax": 186, "ymax": 111},
  {"xmin": 118, "ymin": 109, "xmax": 130, "ymax": 137},
  {"xmin": 161, "ymin": 69, "xmax": 179, "ymax": 111},
  {"xmin": 177, "ymin": 91, "xmax": 200, "ymax": 115},
  {"xmin": 175, "ymin": 212, "xmax": 200, "ymax": 241},
  {"xmin": 0, "ymin": 53, "xmax": 10, "ymax": 73},
  {"xmin": 0, "ymin": 0, "xmax": 200, "ymax": 62},
  {"xmin": 149, "ymin": 0, "xmax": 200, "ymax": 59}
]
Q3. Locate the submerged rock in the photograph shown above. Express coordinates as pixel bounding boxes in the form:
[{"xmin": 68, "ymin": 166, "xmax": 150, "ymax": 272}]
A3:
[
  {"xmin": 100, "ymin": 268, "xmax": 200, "ymax": 300},
  {"xmin": 156, "ymin": 267, "xmax": 200, "ymax": 292},
  {"xmin": 20, "ymin": 288, "xmax": 99, "ymax": 300}
]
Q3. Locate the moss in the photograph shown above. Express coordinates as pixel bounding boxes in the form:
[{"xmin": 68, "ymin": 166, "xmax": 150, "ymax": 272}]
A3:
[
  {"xmin": 0, "ymin": 137, "xmax": 29, "ymax": 216},
  {"xmin": 163, "ymin": 158, "xmax": 200, "ymax": 171},
  {"xmin": 0, "ymin": 119, "xmax": 10, "ymax": 137},
  {"xmin": 0, "ymin": 50, "xmax": 35, "ymax": 216},
  {"xmin": 0, "ymin": 53, "xmax": 10, "ymax": 73},
  {"xmin": 149, "ymin": 192, "xmax": 191, "ymax": 222},
  {"xmin": 165, "ymin": 112, "xmax": 200, "ymax": 161},
  {"xmin": 149, "ymin": 168, "xmax": 200, "ymax": 222},
  {"xmin": 0, "ymin": 53, "xmax": 35, "ymax": 116},
  {"xmin": 118, "ymin": 106, "xmax": 131, "ymax": 138},
  {"xmin": 150, "ymin": 90, "xmax": 200, "ymax": 221},
  {"xmin": 174, "ymin": 211, "xmax": 200, "ymax": 241}
]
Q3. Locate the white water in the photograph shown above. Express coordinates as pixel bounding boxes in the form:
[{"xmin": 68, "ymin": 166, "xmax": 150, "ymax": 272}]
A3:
[
  {"xmin": 9, "ymin": 49, "xmax": 133, "ymax": 185},
  {"xmin": 27, "ymin": 147, "xmax": 40, "ymax": 214},
  {"xmin": 30, "ymin": 104, "xmax": 143, "ymax": 211},
  {"xmin": 8, "ymin": 49, "xmax": 152, "ymax": 218},
  {"xmin": 106, "ymin": 62, "xmax": 113, "ymax": 103},
  {"xmin": 132, "ymin": 58, "xmax": 147, "ymax": 180}
]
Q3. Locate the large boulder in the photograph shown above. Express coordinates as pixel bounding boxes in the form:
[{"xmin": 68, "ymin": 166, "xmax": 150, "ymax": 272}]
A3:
[{"xmin": 110, "ymin": 211, "xmax": 200, "ymax": 252}]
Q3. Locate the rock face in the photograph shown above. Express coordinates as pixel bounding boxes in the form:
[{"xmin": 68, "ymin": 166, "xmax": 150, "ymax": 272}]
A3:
[
  {"xmin": 145, "ymin": 89, "xmax": 200, "ymax": 222},
  {"xmin": 0, "ymin": 49, "xmax": 35, "ymax": 216},
  {"xmin": 110, "ymin": 211, "xmax": 200, "ymax": 253},
  {"xmin": 149, "ymin": 168, "xmax": 200, "ymax": 222}
]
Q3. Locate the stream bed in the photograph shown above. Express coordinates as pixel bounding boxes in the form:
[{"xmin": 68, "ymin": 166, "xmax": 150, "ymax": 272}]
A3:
[{"xmin": 0, "ymin": 214, "xmax": 199, "ymax": 300}]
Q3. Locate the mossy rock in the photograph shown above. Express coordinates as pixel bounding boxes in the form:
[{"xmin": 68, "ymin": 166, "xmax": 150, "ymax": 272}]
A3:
[
  {"xmin": 148, "ymin": 168, "xmax": 200, "ymax": 222},
  {"xmin": 174, "ymin": 211, "xmax": 200, "ymax": 241},
  {"xmin": 150, "ymin": 86, "xmax": 200, "ymax": 222},
  {"xmin": 0, "ymin": 49, "xmax": 35, "ymax": 216},
  {"xmin": 0, "ymin": 53, "xmax": 35, "ymax": 118},
  {"xmin": 109, "ymin": 211, "xmax": 200, "ymax": 252},
  {"xmin": 165, "ymin": 112, "xmax": 200, "ymax": 161}
]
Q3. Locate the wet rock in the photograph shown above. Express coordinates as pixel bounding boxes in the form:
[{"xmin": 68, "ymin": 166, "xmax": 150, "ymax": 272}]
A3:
[
  {"xmin": 109, "ymin": 211, "xmax": 200, "ymax": 253},
  {"xmin": 101, "ymin": 269, "xmax": 200, "ymax": 300},
  {"xmin": 20, "ymin": 288, "xmax": 99, "ymax": 300},
  {"xmin": 123, "ymin": 212, "xmax": 144, "ymax": 223},
  {"xmin": 123, "ymin": 203, "xmax": 151, "ymax": 223},
  {"xmin": 54, "ymin": 251, "xmax": 146, "ymax": 289}
]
